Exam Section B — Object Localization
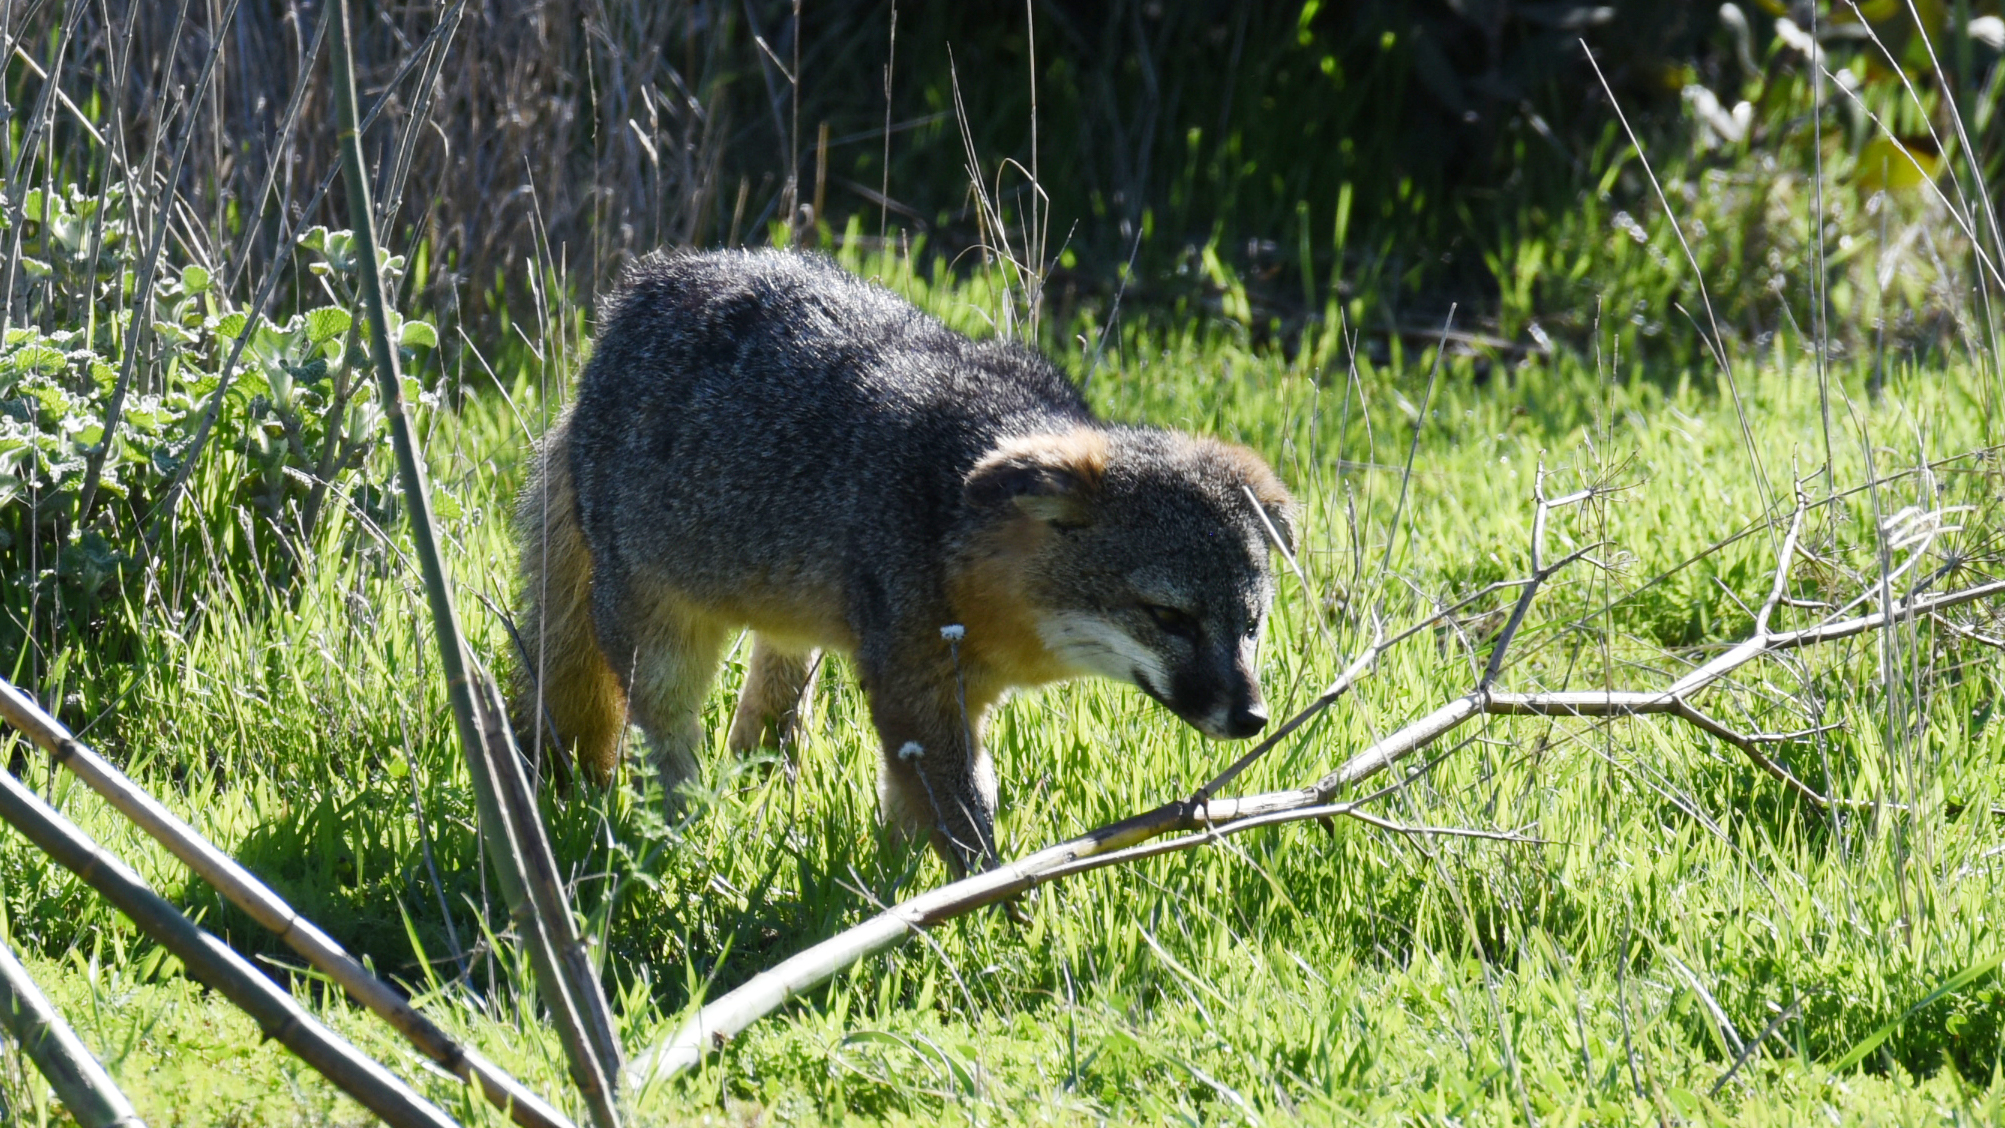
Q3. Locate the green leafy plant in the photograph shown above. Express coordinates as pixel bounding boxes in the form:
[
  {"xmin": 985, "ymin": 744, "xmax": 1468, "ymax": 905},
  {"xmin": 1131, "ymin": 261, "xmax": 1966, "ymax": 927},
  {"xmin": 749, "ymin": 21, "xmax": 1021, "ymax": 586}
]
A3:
[{"xmin": 0, "ymin": 218, "xmax": 435, "ymax": 643}]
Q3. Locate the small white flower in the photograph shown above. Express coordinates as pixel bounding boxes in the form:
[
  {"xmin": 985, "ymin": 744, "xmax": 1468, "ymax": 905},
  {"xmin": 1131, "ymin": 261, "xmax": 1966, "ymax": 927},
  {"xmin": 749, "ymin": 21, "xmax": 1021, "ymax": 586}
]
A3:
[
  {"xmin": 897, "ymin": 741, "xmax": 925, "ymax": 761},
  {"xmin": 939, "ymin": 624, "xmax": 966, "ymax": 642}
]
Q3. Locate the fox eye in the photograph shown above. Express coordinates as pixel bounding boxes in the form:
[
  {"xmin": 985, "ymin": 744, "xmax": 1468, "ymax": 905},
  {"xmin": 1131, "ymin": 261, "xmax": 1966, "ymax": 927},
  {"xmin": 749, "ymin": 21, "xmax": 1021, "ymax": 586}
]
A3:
[{"xmin": 1143, "ymin": 603, "xmax": 1198, "ymax": 639}]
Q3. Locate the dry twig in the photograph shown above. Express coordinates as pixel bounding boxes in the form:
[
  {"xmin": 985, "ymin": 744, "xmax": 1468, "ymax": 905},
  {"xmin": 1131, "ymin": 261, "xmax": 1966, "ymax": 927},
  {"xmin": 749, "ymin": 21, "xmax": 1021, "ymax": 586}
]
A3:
[{"xmin": 630, "ymin": 479, "xmax": 2005, "ymax": 1087}]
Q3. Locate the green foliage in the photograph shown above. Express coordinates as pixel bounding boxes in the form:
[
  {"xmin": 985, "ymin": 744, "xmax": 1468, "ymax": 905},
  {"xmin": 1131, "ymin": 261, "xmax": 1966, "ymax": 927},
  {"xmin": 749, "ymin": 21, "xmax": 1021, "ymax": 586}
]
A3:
[
  {"xmin": 0, "ymin": 6, "xmax": 2001, "ymax": 1123},
  {"xmin": 1479, "ymin": 7, "xmax": 2005, "ymax": 376},
  {"xmin": 0, "ymin": 217, "xmax": 435, "ymax": 654}
]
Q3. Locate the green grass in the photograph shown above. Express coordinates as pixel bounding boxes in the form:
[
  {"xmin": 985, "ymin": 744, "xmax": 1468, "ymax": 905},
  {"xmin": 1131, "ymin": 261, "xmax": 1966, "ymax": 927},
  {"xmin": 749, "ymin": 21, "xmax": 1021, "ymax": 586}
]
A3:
[{"xmin": 1, "ymin": 235, "xmax": 2002, "ymax": 1126}]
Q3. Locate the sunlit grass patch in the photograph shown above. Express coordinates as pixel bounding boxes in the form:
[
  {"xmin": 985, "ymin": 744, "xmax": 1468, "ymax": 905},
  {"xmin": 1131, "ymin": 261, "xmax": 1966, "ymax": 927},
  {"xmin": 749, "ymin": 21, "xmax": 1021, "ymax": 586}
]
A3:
[{"xmin": 6, "ymin": 265, "xmax": 2001, "ymax": 1122}]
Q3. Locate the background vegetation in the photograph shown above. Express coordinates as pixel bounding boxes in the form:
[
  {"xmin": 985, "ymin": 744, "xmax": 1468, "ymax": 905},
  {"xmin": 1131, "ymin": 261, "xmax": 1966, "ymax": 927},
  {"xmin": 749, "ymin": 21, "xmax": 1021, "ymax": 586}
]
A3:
[{"xmin": 1, "ymin": 0, "xmax": 2003, "ymax": 1124}]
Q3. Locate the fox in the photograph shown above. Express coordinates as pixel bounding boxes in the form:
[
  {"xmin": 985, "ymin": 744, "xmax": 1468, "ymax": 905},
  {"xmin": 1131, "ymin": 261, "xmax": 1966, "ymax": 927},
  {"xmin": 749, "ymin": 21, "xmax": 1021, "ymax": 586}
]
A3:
[{"xmin": 512, "ymin": 249, "xmax": 1296, "ymax": 874}]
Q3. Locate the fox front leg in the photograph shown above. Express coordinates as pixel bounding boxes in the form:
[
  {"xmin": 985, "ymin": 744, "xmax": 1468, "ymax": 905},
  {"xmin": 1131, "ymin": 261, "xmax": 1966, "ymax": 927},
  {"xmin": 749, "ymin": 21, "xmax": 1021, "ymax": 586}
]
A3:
[{"xmin": 860, "ymin": 652, "xmax": 999, "ymax": 877}]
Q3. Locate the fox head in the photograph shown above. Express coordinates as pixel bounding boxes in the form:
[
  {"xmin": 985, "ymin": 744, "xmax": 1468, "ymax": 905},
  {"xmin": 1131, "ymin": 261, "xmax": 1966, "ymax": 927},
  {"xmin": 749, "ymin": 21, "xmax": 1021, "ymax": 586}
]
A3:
[{"xmin": 964, "ymin": 426, "xmax": 1296, "ymax": 740}]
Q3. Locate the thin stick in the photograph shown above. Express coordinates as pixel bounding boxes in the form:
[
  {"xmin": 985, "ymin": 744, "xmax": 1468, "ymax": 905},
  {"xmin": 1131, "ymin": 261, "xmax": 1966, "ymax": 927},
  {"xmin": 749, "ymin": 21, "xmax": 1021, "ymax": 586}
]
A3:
[
  {"xmin": 628, "ymin": 558, "xmax": 2005, "ymax": 1083},
  {"xmin": 1479, "ymin": 469, "xmax": 1593, "ymax": 690},
  {"xmin": 0, "ymin": 768, "xmax": 459, "ymax": 1128},
  {"xmin": 630, "ymin": 773, "xmax": 1531, "ymax": 1087},
  {"xmin": 219, "ymin": 0, "xmax": 331, "ymax": 296},
  {"xmin": 378, "ymin": 0, "xmax": 470, "ymax": 237},
  {"xmin": 328, "ymin": 4, "xmax": 624, "ymax": 1124},
  {"xmin": 0, "ymin": 0, "xmax": 89, "ymax": 347},
  {"xmin": 0, "ymin": 935, "xmax": 144, "ymax": 1128},
  {"xmin": 1325, "ymin": 577, "xmax": 2005, "ymax": 797},
  {"xmin": 0, "ymin": 679, "xmax": 576, "ymax": 1128},
  {"xmin": 1193, "ymin": 545, "xmax": 1601, "ymax": 803}
]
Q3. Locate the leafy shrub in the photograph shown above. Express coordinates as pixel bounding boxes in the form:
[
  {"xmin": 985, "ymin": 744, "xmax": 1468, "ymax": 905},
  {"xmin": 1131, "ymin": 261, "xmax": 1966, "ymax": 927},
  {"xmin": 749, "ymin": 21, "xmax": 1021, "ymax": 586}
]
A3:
[{"xmin": 0, "ymin": 200, "xmax": 435, "ymax": 649}]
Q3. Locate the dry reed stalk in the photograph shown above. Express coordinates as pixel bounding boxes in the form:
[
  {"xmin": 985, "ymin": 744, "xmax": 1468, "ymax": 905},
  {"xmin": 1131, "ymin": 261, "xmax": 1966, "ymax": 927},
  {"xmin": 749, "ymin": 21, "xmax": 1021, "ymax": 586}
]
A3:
[
  {"xmin": 330, "ymin": 3, "xmax": 625, "ymax": 1124},
  {"xmin": 0, "ymin": 768, "xmax": 460, "ymax": 1128},
  {"xmin": 0, "ymin": 678, "xmax": 578, "ymax": 1128},
  {"xmin": 0, "ymin": 0, "xmax": 89, "ymax": 346},
  {"xmin": 0, "ymin": 934, "xmax": 144, "ymax": 1128}
]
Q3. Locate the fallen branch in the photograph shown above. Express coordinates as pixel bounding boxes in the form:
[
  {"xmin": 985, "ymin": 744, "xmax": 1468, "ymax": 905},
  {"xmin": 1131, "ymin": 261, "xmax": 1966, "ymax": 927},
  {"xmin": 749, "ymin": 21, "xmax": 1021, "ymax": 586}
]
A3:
[
  {"xmin": 0, "ymin": 679, "xmax": 575, "ymax": 1128},
  {"xmin": 1323, "ymin": 486, "xmax": 2003, "ymax": 796},
  {"xmin": 629, "ymin": 766, "xmax": 1532, "ymax": 1088},
  {"xmin": 627, "ymin": 478, "xmax": 2005, "ymax": 1088},
  {"xmin": 0, "ymin": 934, "xmax": 143, "ymax": 1128},
  {"xmin": 0, "ymin": 768, "xmax": 460, "ymax": 1128},
  {"xmin": 1195, "ymin": 538, "xmax": 1607, "ymax": 805},
  {"xmin": 1321, "ymin": 573, "xmax": 2005, "ymax": 797}
]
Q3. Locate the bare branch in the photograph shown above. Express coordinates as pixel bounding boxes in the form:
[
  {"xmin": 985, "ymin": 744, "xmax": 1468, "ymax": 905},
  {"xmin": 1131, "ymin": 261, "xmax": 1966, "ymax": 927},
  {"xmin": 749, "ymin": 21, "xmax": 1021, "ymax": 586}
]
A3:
[
  {"xmin": 1484, "ymin": 690, "xmax": 1831, "ymax": 805},
  {"xmin": 1194, "ymin": 541, "xmax": 1604, "ymax": 803},
  {"xmin": 626, "ymin": 465, "xmax": 2005, "ymax": 1090},
  {"xmin": 1754, "ymin": 488, "xmax": 1811, "ymax": 636},
  {"xmin": 629, "ymin": 778, "xmax": 1526, "ymax": 1087}
]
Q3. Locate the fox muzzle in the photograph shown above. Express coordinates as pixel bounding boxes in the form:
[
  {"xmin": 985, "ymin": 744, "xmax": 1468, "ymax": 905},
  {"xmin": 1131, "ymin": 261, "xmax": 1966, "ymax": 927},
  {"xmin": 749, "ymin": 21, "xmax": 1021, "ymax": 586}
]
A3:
[{"xmin": 1162, "ymin": 636, "xmax": 1268, "ymax": 740}]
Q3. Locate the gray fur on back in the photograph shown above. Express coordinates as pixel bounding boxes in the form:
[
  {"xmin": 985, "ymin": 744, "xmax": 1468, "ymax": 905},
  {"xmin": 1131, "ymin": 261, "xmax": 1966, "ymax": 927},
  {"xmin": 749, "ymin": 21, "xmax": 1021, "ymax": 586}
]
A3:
[{"xmin": 568, "ymin": 249, "xmax": 1092, "ymax": 654}]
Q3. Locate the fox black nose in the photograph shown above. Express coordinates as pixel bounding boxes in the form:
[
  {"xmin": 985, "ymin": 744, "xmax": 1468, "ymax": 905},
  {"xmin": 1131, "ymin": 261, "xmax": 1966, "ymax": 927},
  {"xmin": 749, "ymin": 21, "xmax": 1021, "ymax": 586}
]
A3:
[{"xmin": 1224, "ymin": 702, "xmax": 1268, "ymax": 738}]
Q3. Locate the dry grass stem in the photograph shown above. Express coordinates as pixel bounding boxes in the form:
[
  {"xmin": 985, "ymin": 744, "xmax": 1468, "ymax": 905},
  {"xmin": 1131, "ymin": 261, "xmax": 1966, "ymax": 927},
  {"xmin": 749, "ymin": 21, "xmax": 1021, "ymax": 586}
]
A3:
[
  {"xmin": 0, "ymin": 768, "xmax": 460, "ymax": 1128},
  {"xmin": 0, "ymin": 678, "xmax": 577, "ymax": 1128}
]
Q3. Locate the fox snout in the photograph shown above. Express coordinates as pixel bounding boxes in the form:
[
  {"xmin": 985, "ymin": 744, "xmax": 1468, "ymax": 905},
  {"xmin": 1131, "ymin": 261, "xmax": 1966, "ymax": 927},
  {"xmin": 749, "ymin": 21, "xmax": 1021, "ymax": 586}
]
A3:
[
  {"xmin": 1219, "ymin": 697, "xmax": 1269, "ymax": 739},
  {"xmin": 1129, "ymin": 632, "xmax": 1268, "ymax": 741},
  {"xmin": 1172, "ymin": 634, "xmax": 1269, "ymax": 740}
]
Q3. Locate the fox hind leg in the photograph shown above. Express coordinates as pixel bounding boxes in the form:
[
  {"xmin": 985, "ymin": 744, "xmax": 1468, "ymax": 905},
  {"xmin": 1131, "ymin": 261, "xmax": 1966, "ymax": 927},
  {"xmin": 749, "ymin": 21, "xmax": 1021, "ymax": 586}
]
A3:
[
  {"xmin": 726, "ymin": 637, "xmax": 821, "ymax": 756},
  {"xmin": 615, "ymin": 600, "xmax": 730, "ymax": 795}
]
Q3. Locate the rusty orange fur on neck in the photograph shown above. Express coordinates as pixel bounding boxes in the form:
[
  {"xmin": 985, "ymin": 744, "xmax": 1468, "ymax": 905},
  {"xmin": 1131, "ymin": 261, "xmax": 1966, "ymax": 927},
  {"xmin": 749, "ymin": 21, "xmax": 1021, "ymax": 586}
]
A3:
[{"xmin": 946, "ymin": 512, "xmax": 1073, "ymax": 692}]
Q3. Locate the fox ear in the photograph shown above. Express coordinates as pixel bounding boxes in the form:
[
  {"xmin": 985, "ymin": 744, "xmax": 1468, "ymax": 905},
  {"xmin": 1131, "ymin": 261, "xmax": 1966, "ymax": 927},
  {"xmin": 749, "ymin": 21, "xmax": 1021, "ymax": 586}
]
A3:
[{"xmin": 965, "ymin": 430, "xmax": 1108, "ymax": 527}]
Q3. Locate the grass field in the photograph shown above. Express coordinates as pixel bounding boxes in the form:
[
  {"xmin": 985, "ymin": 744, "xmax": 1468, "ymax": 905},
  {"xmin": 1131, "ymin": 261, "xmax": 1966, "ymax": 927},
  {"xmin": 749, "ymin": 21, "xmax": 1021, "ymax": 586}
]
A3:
[{"xmin": 2, "ymin": 225, "xmax": 2003, "ymax": 1126}]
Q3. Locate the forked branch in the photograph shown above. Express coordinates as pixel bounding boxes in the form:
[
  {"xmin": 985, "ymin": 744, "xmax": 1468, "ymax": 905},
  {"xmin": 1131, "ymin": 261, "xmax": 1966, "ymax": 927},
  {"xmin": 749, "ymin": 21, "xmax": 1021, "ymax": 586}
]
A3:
[{"xmin": 629, "ymin": 483, "xmax": 2002, "ymax": 1088}]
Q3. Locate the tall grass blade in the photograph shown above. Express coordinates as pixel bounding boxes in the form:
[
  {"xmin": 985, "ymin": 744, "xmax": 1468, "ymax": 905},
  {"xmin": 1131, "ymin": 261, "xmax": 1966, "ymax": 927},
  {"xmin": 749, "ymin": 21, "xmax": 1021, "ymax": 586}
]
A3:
[{"xmin": 1827, "ymin": 952, "xmax": 2004, "ymax": 1072}]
